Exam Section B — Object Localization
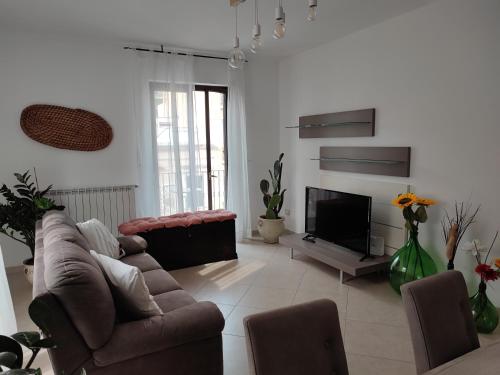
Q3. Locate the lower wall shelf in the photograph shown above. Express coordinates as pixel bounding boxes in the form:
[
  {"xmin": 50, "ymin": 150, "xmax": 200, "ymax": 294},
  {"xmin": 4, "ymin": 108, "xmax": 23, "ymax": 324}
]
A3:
[{"xmin": 317, "ymin": 146, "xmax": 411, "ymax": 177}]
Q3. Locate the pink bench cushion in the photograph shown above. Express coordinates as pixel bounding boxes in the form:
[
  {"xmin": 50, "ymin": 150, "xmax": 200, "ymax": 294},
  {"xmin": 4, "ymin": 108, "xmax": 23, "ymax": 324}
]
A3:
[{"xmin": 118, "ymin": 210, "xmax": 237, "ymax": 236}]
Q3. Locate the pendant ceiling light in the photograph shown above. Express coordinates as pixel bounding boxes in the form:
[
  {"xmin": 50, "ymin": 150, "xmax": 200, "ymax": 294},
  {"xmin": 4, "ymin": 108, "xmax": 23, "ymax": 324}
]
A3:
[
  {"xmin": 273, "ymin": 0, "xmax": 286, "ymax": 39},
  {"xmin": 307, "ymin": 0, "xmax": 318, "ymax": 21},
  {"xmin": 250, "ymin": 0, "xmax": 262, "ymax": 53},
  {"xmin": 228, "ymin": 6, "xmax": 246, "ymax": 69}
]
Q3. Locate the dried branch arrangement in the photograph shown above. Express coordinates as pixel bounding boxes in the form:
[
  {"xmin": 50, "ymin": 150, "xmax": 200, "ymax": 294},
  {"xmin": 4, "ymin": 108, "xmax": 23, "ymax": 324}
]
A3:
[{"xmin": 442, "ymin": 202, "xmax": 480, "ymax": 270}]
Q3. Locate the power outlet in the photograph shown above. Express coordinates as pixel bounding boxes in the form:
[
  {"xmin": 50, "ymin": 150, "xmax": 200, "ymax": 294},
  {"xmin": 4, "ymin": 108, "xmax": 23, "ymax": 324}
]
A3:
[{"xmin": 285, "ymin": 209, "xmax": 291, "ymax": 216}]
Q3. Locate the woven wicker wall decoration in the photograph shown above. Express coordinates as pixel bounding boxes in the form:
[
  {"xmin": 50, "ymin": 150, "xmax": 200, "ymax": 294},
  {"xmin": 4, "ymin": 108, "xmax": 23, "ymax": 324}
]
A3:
[{"xmin": 20, "ymin": 105, "xmax": 113, "ymax": 151}]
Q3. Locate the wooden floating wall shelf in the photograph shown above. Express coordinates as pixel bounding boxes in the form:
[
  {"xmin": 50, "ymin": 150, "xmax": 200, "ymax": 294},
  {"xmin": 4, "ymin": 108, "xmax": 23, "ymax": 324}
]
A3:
[
  {"xmin": 290, "ymin": 108, "xmax": 375, "ymax": 138},
  {"xmin": 316, "ymin": 146, "xmax": 411, "ymax": 177}
]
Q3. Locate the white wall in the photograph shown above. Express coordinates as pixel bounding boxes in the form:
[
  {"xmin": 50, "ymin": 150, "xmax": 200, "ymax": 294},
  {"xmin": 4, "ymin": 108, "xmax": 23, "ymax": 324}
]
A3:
[
  {"xmin": 279, "ymin": 0, "xmax": 500, "ymax": 303},
  {"xmin": 0, "ymin": 30, "xmax": 279, "ymax": 266},
  {"xmin": 245, "ymin": 57, "xmax": 280, "ymax": 229}
]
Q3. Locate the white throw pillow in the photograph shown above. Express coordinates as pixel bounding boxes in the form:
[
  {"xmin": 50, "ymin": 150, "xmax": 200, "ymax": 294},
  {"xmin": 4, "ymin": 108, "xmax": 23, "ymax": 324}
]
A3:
[
  {"xmin": 77, "ymin": 219, "xmax": 121, "ymax": 259},
  {"xmin": 90, "ymin": 250, "xmax": 163, "ymax": 320}
]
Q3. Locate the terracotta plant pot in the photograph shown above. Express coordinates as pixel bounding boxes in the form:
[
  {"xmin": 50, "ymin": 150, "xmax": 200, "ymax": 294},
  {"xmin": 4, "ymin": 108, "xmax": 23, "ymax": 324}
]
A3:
[
  {"xmin": 23, "ymin": 258, "xmax": 34, "ymax": 285},
  {"xmin": 257, "ymin": 216, "xmax": 285, "ymax": 244}
]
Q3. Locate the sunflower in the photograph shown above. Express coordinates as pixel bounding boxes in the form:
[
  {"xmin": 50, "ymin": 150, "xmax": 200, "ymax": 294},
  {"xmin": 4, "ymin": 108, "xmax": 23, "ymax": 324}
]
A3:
[
  {"xmin": 392, "ymin": 193, "xmax": 417, "ymax": 209},
  {"xmin": 415, "ymin": 197, "xmax": 437, "ymax": 207}
]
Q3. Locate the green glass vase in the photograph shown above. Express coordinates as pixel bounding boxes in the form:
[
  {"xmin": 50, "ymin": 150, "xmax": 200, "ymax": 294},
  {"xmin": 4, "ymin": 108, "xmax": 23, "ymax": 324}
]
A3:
[
  {"xmin": 389, "ymin": 232, "xmax": 438, "ymax": 294},
  {"xmin": 470, "ymin": 281, "xmax": 499, "ymax": 334}
]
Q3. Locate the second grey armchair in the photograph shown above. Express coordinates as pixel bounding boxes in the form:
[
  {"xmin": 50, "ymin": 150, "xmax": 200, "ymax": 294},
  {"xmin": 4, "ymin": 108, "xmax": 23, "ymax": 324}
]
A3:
[
  {"xmin": 401, "ymin": 271, "xmax": 480, "ymax": 374},
  {"xmin": 243, "ymin": 299, "xmax": 348, "ymax": 375}
]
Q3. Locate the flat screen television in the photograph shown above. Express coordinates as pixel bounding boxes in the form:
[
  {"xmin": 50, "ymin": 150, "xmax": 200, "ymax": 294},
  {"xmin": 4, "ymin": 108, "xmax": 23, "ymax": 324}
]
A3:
[{"xmin": 305, "ymin": 187, "xmax": 372, "ymax": 257}]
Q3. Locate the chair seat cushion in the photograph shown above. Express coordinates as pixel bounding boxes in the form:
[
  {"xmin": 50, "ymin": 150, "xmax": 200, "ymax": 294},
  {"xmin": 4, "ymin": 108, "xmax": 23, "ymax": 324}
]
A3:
[
  {"xmin": 121, "ymin": 253, "xmax": 162, "ymax": 272},
  {"xmin": 143, "ymin": 269, "xmax": 181, "ymax": 296},
  {"xmin": 154, "ymin": 290, "xmax": 197, "ymax": 313}
]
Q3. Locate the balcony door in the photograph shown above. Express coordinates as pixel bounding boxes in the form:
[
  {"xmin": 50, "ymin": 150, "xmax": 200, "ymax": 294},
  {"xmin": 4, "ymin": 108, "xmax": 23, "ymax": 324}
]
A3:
[{"xmin": 152, "ymin": 83, "xmax": 227, "ymax": 216}]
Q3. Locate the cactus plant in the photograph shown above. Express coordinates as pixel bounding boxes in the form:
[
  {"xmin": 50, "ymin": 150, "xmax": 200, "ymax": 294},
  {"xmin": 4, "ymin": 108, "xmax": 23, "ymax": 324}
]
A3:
[{"xmin": 260, "ymin": 153, "xmax": 286, "ymax": 220}]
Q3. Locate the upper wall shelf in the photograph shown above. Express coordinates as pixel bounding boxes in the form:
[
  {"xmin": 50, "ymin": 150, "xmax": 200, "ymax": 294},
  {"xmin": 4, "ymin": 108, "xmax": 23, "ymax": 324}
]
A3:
[{"xmin": 290, "ymin": 108, "xmax": 375, "ymax": 138}]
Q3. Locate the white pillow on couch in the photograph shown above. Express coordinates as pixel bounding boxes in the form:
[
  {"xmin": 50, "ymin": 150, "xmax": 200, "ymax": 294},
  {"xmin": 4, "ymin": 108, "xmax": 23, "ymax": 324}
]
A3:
[
  {"xmin": 90, "ymin": 250, "xmax": 163, "ymax": 320},
  {"xmin": 77, "ymin": 218, "xmax": 121, "ymax": 259}
]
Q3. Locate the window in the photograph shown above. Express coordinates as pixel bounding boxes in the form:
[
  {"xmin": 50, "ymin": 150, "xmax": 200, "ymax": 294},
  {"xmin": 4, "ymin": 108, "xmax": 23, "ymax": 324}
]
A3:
[{"xmin": 151, "ymin": 83, "xmax": 227, "ymax": 216}]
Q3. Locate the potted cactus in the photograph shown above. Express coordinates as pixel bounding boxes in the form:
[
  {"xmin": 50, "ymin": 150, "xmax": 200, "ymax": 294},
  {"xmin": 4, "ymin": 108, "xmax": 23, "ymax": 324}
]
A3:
[{"xmin": 258, "ymin": 153, "xmax": 286, "ymax": 243}]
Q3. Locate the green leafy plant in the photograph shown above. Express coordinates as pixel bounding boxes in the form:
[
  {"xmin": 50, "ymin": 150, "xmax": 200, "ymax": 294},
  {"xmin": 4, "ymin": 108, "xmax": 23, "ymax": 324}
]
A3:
[
  {"xmin": 259, "ymin": 153, "xmax": 286, "ymax": 220},
  {"xmin": 0, "ymin": 170, "xmax": 63, "ymax": 260},
  {"xmin": 0, "ymin": 300, "xmax": 56, "ymax": 374}
]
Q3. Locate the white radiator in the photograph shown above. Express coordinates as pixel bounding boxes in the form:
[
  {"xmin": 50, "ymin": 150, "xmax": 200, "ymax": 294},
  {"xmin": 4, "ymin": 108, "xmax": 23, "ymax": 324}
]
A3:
[{"xmin": 46, "ymin": 185, "xmax": 137, "ymax": 236}]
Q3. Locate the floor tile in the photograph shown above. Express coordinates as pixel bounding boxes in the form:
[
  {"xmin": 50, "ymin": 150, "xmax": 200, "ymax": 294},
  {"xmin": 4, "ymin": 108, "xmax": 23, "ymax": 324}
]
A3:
[
  {"xmin": 292, "ymin": 287, "xmax": 348, "ymax": 315},
  {"xmin": 224, "ymin": 306, "xmax": 266, "ymax": 337},
  {"xmin": 252, "ymin": 264, "xmax": 306, "ymax": 290},
  {"xmin": 216, "ymin": 303, "xmax": 235, "ymax": 319},
  {"xmin": 238, "ymin": 286, "xmax": 295, "ymax": 309},
  {"xmin": 195, "ymin": 280, "xmax": 251, "ymax": 305},
  {"xmin": 347, "ymin": 353, "xmax": 416, "ymax": 375},
  {"xmin": 347, "ymin": 276, "xmax": 407, "ymax": 327},
  {"xmin": 345, "ymin": 319, "xmax": 414, "ymax": 362},
  {"xmin": 223, "ymin": 334, "xmax": 249, "ymax": 375}
]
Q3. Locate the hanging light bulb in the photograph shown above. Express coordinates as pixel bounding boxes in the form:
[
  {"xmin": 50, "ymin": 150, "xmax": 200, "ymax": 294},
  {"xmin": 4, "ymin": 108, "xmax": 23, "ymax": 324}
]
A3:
[
  {"xmin": 250, "ymin": 25, "xmax": 262, "ymax": 53},
  {"xmin": 228, "ymin": 6, "xmax": 246, "ymax": 69},
  {"xmin": 273, "ymin": 0, "xmax": 286, "ymax": 39},
  {"xmin": 307, "ymin": 0, "xmax": 318, "ymax": 21},
  {"xmin": 250, "ymin": 0, "xmax": 262, "ymax": 53}
]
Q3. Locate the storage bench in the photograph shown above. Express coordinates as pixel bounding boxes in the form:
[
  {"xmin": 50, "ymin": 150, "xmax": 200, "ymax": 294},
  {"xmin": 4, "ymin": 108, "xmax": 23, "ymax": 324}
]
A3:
[{"xmin": 119, "ymin": 210, "xmax": 238, "ymax": 270}]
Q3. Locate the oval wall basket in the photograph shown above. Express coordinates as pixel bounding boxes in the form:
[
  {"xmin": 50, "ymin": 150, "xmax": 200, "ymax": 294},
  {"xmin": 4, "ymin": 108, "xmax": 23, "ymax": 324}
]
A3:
[{"xmin": 20, "ymin": 104, "xmax": 113, "ymax": 151}]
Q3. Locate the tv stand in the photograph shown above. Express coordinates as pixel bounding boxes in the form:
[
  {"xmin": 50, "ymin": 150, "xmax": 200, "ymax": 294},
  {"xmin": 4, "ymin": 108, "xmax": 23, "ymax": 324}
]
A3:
[{"xmin": 280, "ymin": 233, "xmax": 391, "ymax": 284}]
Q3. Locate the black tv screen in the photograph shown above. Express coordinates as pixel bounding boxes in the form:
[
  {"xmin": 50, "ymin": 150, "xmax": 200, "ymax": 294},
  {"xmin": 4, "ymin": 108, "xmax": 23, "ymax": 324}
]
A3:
[{"xmin": 305, "ymin": 187, "xmax": 372, "ymax": 255}]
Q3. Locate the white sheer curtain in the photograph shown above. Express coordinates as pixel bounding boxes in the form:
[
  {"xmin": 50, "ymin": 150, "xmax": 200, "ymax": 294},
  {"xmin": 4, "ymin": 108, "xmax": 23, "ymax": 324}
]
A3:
[
  {"xmin": 131, "ymin": 51, "xmax": 203, "ymax": 217},
  {"xmin": 227, "ymin": 68, "xmax": 251, "ymax": 241},
  {"xmin": 0, "ymin": 245, "xmax": 17, "ymax": 335}
]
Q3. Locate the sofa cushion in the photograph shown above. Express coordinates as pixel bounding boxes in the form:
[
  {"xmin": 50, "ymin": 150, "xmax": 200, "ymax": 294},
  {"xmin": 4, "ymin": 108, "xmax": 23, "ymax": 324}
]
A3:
[
  {"xmin": 121, "ymin": 253, "xmax": 162, "ymax": 273},
  {"xmin": 154, "ymin": 290, "xmax": 197, "ymax": 313},
  {"xmin": 42, "ymin": 211, "xmax": 91, "ymax": 251},
  {"xmin": 77, "ymin": 218, "xmax": 121, "ymax": 259},
  {"xmin": 90, "ymin": 251, "xmax": 163, "ymax": 320},
  {"xmin": 117, "ymin": 235, "xmax": 148, "ymax": 256},
  {"xmin": 43, "ymin": 240, "xmax": 116, "ymax": 350},
  {"xmin": 143, "ymin": 269, "xmax": 181, "ymax": 296}
]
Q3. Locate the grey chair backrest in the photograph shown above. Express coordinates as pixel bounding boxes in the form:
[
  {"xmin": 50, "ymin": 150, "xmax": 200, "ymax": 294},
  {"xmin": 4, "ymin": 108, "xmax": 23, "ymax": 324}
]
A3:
[
  {"xmin": 243, "ymin": 299, "xmax": 349, "ymax": 375},
  {"xmin": 401, "ymin": 271, "xmax": 480, "ymax": 374}
]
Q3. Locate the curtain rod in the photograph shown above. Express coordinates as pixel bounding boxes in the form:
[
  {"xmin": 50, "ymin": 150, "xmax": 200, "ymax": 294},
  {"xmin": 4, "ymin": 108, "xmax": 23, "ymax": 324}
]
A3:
[{"xmin": 123, "ymin": 45, "xmax": 230, "ymax": 62}]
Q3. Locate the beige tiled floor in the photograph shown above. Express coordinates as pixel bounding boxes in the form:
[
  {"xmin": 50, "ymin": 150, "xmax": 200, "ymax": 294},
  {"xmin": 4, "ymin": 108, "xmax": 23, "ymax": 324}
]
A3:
[{"xmin": 7, "ymin": 240, "xmax": 500, "ymax": 374}]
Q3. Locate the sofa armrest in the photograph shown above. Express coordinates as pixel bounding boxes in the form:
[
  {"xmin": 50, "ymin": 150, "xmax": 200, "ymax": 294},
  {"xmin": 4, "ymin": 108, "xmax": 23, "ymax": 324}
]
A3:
[
  {"xmin": 92, "ymin": 301, "xmax": 225, "ymax": 366},
  {"xmin": 117, "ymin": 235, "xmax": 147, "ymax": 255}
]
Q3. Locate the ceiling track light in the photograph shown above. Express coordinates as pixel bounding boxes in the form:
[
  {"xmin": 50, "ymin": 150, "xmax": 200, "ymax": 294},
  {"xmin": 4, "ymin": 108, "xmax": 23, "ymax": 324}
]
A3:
[
  {"xmin": 250, "ymin": 0, "xmax": 262, "ymax": 53},
  {"xmin": 228, "ymin": 6, "xmax": 246, "ymax": 69},
  {"xmin": 307, "ymin": 0, "xmax": 318, "ymax": 21},
  {"xmin": 273, "ymin": 0, "xmax": 286, "ymax": 40}
]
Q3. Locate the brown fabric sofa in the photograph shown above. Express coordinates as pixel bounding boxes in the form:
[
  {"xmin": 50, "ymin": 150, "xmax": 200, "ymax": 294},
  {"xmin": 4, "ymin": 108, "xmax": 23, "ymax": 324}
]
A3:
[{"xmin": 32, "ymin": 211, "xmax": 225, "ymax": 375}]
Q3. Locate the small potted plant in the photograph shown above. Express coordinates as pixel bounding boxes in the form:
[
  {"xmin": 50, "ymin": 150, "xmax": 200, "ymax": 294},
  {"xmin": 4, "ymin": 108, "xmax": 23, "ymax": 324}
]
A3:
[
  {"xmin": 462, "ymin": 234, "xmax": 500, "ymax": 334},
  {"xmin": 258, "ymin": 153, "xmax": 286, "ymax": 244},
  {"xmin": 0, "ymin": 170, "xmax": 63, "ymax": 284}
]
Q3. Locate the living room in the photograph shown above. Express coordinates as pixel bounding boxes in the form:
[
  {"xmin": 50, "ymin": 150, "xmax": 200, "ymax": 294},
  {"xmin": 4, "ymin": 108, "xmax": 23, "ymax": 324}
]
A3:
[{"xmin": 1, "ymin": 0, "xmax": 499, "ymax": 374}]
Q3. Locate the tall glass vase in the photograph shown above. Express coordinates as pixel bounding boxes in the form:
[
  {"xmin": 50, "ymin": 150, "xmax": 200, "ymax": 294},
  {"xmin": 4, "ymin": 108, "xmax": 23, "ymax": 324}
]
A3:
[
  {"xmin": 389, "ymin": 231, "xmax": 438, "ymax": 294},
  {"xmin": 470, "ymin": 281, "xmax": 499, "ymax": 334}
]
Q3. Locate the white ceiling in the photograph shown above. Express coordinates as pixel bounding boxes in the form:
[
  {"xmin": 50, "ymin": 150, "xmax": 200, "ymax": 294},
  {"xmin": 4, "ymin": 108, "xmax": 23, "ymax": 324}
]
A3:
[{"xmin": 0, "ymin": 0, "xmax": 437, "ymax": 57}]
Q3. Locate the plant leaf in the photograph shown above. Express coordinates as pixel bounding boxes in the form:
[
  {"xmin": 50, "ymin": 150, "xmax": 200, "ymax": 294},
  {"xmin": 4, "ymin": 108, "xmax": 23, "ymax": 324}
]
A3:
[
  {"xmin": 11, "ymin": 332, "xmax": 40, "ymax": 349},
  {"xmin": 415, "ymin": 205, "xmax": 428, "ymax": 223},
  {"xmin": 0, "ymin": 352, "xmax": 18, "ymax": 369},
  {"xmin": 259, "ymin": 180, "xmax": 269, "ymax": 195}
]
